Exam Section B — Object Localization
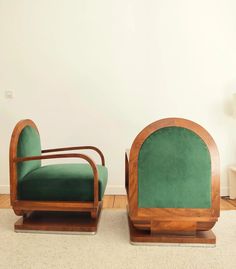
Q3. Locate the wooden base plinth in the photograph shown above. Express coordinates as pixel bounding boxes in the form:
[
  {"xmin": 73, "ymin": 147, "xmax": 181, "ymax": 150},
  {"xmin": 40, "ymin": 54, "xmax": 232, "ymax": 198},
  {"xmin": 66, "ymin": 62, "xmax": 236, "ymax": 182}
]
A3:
[
  {"xmin": 15, "ymin": 207, "xmax": 102, "ymax": 234},
  {"xmin": 128, "ymin": 215, "xmax": 216, "ymax": 246}
]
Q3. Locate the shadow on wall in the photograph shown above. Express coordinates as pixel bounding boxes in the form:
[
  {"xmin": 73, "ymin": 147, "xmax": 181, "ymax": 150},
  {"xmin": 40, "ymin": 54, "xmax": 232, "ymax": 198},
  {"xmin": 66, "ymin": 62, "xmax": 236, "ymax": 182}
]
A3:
[
  {"xmin": 224, "ymin": 79, "xmax": 236, "ymax": 118},
  {"xmin": 224, "ymin": 93, "xmax": 236, "ymax": 118}
]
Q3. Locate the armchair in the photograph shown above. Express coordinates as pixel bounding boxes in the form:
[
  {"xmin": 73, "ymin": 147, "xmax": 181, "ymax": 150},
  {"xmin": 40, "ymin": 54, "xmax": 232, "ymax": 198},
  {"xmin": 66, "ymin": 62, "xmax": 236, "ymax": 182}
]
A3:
[
  {"xmin": 10, "ymin": 119, "xmax": 108, "ymax": 234},
  {"xmin": 126, "ymin": 118, "xmax": 220, "ymax": 245}
]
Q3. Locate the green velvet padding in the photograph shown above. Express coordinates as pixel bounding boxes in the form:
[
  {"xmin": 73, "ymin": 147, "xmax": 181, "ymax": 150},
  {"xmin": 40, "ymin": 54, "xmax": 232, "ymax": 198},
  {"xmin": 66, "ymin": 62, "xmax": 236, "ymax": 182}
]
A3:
[
  {"xmin": 17, "ymin": 126, "xmax": 41, "ymax": 181},
  {"xmin": 18, "ymin": 163, "xmax": 108, "ymax": 202},
  {"xmin": 138, "ymin": 127, "xmax": 211, "ymax": 208}
]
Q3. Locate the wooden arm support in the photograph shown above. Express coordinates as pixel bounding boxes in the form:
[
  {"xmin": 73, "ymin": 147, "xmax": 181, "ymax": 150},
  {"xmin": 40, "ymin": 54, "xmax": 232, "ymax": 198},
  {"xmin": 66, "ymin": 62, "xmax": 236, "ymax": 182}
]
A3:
[
  {"xmin": 15, "ymin": 153, "xmax": 99, "ymax": 207},
  {"xmin": 41, "ymin": 146, "xmax": 105, "ymax": 166}
]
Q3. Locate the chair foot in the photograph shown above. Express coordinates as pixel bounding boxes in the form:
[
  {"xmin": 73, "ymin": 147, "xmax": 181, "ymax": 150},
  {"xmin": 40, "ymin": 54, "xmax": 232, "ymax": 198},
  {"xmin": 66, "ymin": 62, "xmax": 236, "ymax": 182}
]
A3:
[
  {"xmin": 127, "ymin": 213, "xmax": 216, "ymax": 246},
  {"xmin": 14, "ymin": 206, "xmax": 102, "ymax": 234},
  {"xmin": 90, "ymin": 201, "xmax": 103, "ymax": 219},
  {"xmin": 90, "ymin": 210, "xmax": 98, "ymax": 219},
  {"xmin": 13, "ymin": 209, "xmax": 25, "ymax": 216}
]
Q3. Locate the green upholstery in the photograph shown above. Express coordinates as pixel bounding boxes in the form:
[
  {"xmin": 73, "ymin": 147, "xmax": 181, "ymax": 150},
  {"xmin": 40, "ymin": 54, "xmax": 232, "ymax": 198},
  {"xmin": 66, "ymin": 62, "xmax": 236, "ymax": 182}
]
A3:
[
  {"xmin": 138, "ymin": 127, "xmax": 211, "ymax": 208},
  {"xmin": 18, "ymin": 163, "xmax": 108, "ymax": 202},
  {"xmin": 17, "ymin": 126, "xmax": 41, "ymax": 181}
]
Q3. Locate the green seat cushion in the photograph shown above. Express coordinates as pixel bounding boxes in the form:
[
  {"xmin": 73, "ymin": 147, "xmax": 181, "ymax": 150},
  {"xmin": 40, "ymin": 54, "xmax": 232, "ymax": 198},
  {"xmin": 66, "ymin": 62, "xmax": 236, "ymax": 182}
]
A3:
[
  {"xmin": 138, "ymin": 127, "xmax": 211, "ymax": 208},
  {"xmin": 18, "ymin": 163, "xmax": 108, "ymax": 202},
  {"xmin": 17, "ymin": 126, "xmax": 41, "ymax": 181}
]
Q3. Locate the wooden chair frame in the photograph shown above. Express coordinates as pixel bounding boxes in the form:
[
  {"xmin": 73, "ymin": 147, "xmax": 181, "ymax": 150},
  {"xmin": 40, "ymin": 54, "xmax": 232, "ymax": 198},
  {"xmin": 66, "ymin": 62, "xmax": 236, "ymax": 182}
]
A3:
[
  {"xmin": 126, "ymin": 118, "xmax": 220, "ymax": 244},
  {"xmin": 10, "ymin": 119, "xmax": 106, "ymax": 220}
]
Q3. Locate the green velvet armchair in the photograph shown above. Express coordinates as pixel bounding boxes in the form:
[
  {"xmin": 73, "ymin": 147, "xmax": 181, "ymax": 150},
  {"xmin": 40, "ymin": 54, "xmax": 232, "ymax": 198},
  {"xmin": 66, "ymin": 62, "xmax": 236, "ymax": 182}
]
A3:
[
  {"xmin": 126, "ymin": 118, "xmax": 220, "ymax": 245},
  {"xmin": 10, "ymin": 119, "xmax": 108, "ymax": 233}
]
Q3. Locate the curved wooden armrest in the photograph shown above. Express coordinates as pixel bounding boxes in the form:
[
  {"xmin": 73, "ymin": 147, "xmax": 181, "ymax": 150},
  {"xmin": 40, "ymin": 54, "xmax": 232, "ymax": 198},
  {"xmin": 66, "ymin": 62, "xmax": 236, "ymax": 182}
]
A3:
[
  {"xmin": 15, "ymin": 153, "xmax": 99, "ymax": 206},
  {"xmin": 41, "ymin": 146, "xmax": 105, "ymax": 166}
]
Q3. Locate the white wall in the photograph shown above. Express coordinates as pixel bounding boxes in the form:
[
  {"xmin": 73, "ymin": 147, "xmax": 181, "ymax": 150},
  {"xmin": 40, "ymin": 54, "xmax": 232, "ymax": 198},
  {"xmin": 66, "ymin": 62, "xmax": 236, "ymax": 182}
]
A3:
[{"xmin": 1, "ymin": 0, "xmax": 236, "ymax": 195}]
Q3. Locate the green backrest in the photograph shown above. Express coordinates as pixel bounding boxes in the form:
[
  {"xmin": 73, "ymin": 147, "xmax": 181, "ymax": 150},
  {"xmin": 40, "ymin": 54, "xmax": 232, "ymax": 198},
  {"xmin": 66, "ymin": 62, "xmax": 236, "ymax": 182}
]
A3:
[
  {"xmin": 17, "ymin": 126, "xmax": 41, "ymax": 181},
  {"xmin": 138, "ymin": 127, "xmax": 211, "ymax": 208}
]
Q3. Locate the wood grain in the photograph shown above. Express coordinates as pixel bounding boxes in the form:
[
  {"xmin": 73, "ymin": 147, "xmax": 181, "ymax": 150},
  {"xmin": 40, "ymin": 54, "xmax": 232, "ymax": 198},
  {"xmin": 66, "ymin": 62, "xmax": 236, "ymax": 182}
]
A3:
[
  {"xmin": 113, "ymin": 195, "xmax": 127, "ymax": 208},
  {"xmin": 0, "ymin": 195, "xmax": 236, "ymax": 210},
  {"xmin": 128, "ymin": 214, "xmax": 216, "ymax": 245},
  {"xmin": 151, "ymin": 220, "xmax": 197, "ymax": 235},
  {"xmin": 0, "ymin": 194, "xmax": 11, "ymax": 208},
  {"xmin": 15, "ymin": 203, "xmax": 102, "ymax": 233},
  {"xmin": 224, "ymin": 197, "xmax": 236, "ymax": 208},
  {"xmin": 127, "ymin": 118, "xmax": 220, "ymax": 240},
  {"xmin": 103, "ymin": 195, "xmax": 115, "ymax": 208},
  {"xmin": 42, "ymin": 146, "xmax": 105, "ymax": 166}
]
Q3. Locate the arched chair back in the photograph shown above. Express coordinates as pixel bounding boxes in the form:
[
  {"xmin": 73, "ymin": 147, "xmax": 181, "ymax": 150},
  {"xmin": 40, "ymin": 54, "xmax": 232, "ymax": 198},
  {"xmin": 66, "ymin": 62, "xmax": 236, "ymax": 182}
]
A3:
[
  {"xmin": 127, "ymin": 118, "xmax": 220, "ymax": 244},
  {"xmin": 10, "ymin": 120, "xmax": 41, "ymax": 204}
]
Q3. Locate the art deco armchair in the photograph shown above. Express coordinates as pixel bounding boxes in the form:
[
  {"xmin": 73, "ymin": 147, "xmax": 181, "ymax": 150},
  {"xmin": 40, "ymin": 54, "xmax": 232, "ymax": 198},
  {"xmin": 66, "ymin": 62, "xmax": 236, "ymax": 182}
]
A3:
[
  {"xmin": 126, "ymin": 118, "xmax": 220, "ymax": 245},
  {"xmin": 10, "ymin": 119, "xmax": 108, "ymax": 233}
]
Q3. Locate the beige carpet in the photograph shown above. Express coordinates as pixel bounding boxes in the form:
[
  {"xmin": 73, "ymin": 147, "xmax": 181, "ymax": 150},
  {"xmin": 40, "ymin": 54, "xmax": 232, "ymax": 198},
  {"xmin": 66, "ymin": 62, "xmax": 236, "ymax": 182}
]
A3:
[{"xmin": 0, "ymin": 209, "xmax": 236, "ymax": 269}]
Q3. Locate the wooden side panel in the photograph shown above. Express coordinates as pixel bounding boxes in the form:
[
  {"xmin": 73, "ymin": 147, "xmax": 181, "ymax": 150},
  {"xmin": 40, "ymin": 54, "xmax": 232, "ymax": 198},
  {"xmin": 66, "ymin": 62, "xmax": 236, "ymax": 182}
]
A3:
[{"xmin": 151, "ymin": 221, "xmax": 196, "ymax": 235}]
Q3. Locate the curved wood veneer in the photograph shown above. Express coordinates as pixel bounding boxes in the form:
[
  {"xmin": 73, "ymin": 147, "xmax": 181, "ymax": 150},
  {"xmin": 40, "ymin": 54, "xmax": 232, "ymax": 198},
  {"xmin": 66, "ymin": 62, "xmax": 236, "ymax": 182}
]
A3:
[{"xmin": 127, "ymin": 118, "xmax": 220, "ymax": 236}]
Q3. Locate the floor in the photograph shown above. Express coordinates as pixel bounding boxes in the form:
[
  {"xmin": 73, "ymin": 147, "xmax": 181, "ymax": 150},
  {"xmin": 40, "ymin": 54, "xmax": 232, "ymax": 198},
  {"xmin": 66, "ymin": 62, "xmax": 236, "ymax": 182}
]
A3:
[{"xmin": 0, "ymin": 194, "xmax": 236, "ymax": 210}]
